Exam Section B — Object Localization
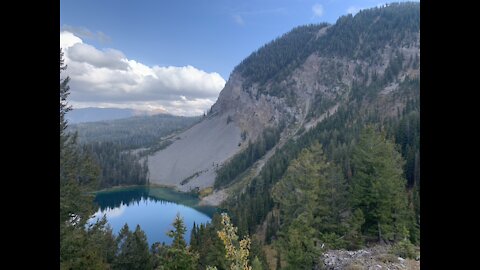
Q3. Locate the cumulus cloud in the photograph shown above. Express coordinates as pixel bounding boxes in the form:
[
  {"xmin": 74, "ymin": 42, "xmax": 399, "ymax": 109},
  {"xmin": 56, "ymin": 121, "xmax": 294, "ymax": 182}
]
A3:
[
  {"xmin": 61, "ymin": 25, "xmax": 111, "ymax": 44},
  {"xmin": 232, "ymin": 14, "xmax": 245, "ymax": 26},
  {"xmin": 60, "ymin": 31, "xmax": 83, "ymax": 49},
  {"xmin": 60, "ymin": 31, "xmax": 226, "ymax": 116},
  {"xmin": 68, "ymin": 43, "xmax": 129, "ymax": 70},
  {"xmin": 312, "ymin": 3, "xmax": 324, "ymax": 17}
]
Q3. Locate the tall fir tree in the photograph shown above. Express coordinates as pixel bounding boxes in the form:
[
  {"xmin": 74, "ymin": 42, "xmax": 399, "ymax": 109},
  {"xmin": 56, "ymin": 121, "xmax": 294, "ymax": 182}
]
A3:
[
  {"xmin": 350, "ymin": 126, "xmax": 411, "ymax": 243},
  {"xmin": 163, "ymin": 213, "xmax": 199, "ymax": 270},
  {"xmin": 60, "ymin": 48, "xmax": 110, "ymax": 269}
]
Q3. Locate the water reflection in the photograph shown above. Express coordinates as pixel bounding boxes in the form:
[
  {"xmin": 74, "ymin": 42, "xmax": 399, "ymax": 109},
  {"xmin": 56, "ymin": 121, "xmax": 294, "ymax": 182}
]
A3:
[{"xmin": 90, "ymin": 187, "xmax": 215, "ymax": 245}]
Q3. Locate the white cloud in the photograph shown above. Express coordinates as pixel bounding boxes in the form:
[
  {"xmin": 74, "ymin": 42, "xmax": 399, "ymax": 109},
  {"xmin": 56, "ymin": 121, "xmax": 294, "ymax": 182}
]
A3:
[
  {"xmin": 60, "ymin": 31, "xmax": 226, "ymax": 116},
  {"xmin": 232, "ymin": 14, "xmax": 245, "ymax": 26},
  {"xmin": 68, "ymin": 43, "xmax": 129, "ymax": 70},
  {"xmin": 60, "ymin": 31, "xmax": 82, "ymax": 49},
  {"xmin": 347, "ymin": 6, "xmax": 361, "ymax": 15},
  {"xmin": 312, "ymin": 3, "xmax": 324, "ymax": 17},
  {"xmin": 61, "ymin": 25, "xmax": 111, "ymax": 44},
  {"xmin": 104, "ymin": 205, "xmax": 126, "ymax": 219}
]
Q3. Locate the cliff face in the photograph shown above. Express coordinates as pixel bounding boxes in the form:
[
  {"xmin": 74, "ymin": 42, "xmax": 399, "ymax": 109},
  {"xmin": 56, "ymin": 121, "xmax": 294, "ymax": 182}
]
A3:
[{"xmin": 148, "ymin": 3, "xmax": 420, "ymax": 192}]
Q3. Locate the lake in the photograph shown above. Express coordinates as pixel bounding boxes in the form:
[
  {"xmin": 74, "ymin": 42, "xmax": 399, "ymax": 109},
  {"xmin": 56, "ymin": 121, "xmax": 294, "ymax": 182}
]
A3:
[{"xmin": 88, "ymin": 186, "xmax": 216, "ymax": 246}]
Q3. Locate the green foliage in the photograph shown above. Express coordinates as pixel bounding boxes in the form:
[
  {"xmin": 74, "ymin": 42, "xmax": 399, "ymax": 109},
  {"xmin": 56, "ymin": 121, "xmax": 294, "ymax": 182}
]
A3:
[
  {"xmin": 60, "ymin": 48, "xmax": 72, "ymax": 136},
  {"xmin": 60, "ymin": 48, "xmax": 114, "ymax": 269},
  {"xmin": 271, "ymin": 143, "xmax": 350, "ymax": 268},
  {"xmin": 69, "ymin": 114, "xmax": 201, "ymax": 150},
  {"xmin": 315, "ymin": 3, "xmax": 419, "ymax": 60},
  {"xmin": 215, "ymin": 125, "xmax": 283, "ymax": 189},
  {"xmin": 279, "ymin": 214, "xmax": 319, "ymax": 270},
  {"xmin": 85, "ymin": 141, "xmax": 149, "ymax": 188},
  {"xmin": 160, "ymin": 214, "xmax": 199, "ymax": 270},
  {"xmin": 235, "ymin": 24, "xmax": 328, "ymax": 88},
  {"xmin": 350, "ymin": 126, "xmax": 410, "ymax": 242},
  {"xmin": 391, "ymin": 238, "xmax": 418, "ymax": 259},
  {"xmin": 113, "ymin": 224, "xmax": 153, "ymax": 270},
  {"xmin": 168, "ymin": 213, "xmax": 188, "ymax": 249},
  {"xmin": 235, "ymin": 3, "xmax": 419, "ymax": 98},
  {"xmin": 190, "ymin": 214, "xmax": 229, "ymax": 270},
  {"xmin": 60, "ymin": 220, "xmax": 114, "ymax": 270},
  {"xmin": 225, "ymin": 5, "xmax": 420, "ymax": 245},
  {"xmin": 344, "ymin": 209, "xmax": 365, "ymax": 250},
  {"xmin": 251, "ymin": 257, "xmax": 263, "ymax": 270}
]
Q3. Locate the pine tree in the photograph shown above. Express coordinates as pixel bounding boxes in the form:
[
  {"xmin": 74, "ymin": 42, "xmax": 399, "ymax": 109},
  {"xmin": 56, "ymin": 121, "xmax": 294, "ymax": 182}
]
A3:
[
  {"xmin": 350, "ymin": 126, "xmax": 411, "ymax": 242},
  {"xmin": 60, "ymin": 48, "xmax": 107, "ymax": 269},
  {"xmin": 163, "ymin": 214, "xmax": 199, "ymax": 270},
  {"xmin": 168, "ymin": 213, "xmax": 187, "ymax": 250},
  {"xmin": 251, "ymin": 257, "xmax": 263, "ymax": 270},
  {"xmin": 272, "ymin": 143, "xmax": 349, "ymax": 251},
  {"xmin": 114, "ymin": 224, "xmax": 153, "ymax": 270},
  {"xmin": 280, "ymin": 213, "xmax": 319, "ymax": 270},
  {"xmin": 190, "ymin": 222, "xmax": 199, "ymax": 251}
]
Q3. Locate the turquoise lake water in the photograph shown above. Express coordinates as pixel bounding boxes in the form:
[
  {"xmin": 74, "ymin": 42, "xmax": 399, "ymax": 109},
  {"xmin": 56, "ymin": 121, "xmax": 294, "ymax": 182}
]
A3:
[{"xmin": 88, "ymin": 186, "xmax": 215, "ymax": 245}]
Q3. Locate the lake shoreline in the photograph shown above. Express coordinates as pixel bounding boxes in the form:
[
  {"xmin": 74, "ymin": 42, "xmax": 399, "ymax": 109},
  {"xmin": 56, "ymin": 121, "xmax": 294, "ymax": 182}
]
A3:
[{"xmin": 91, "ymin": 186, "xmax": 214, "ymax": 246}]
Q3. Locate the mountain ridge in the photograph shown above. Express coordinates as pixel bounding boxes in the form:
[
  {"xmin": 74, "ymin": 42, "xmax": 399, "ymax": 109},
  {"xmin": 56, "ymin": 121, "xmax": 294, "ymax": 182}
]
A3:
[
  {"xmin": 146, "ymin": 3, "xmax": 420, "ymax": 198},
  {"xmin": 66, "ymin": 107, "xmax": 168, "ymax": 124}
]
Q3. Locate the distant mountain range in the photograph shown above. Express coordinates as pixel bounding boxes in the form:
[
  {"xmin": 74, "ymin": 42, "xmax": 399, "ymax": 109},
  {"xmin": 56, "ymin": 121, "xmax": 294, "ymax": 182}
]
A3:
[{"xmin": 65, "ymin": 107, "xmax": 166, "ymax": 123}]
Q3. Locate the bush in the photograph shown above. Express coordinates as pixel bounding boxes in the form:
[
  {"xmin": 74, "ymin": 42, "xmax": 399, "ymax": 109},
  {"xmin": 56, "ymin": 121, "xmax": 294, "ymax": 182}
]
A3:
[
  {"xmin": 319, "ymin": 232, "xmax": 347, "ymax": 250},
  {"xmin": 391, "ymin": 239, "xmax": 417, "ymax": 259}
]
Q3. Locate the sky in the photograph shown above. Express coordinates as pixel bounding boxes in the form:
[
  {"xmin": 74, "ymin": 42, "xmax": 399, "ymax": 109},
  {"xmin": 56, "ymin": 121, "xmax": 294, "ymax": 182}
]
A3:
[{"xmin": 60, "ymin": 0, "xmax": 419, "ymax": 116}]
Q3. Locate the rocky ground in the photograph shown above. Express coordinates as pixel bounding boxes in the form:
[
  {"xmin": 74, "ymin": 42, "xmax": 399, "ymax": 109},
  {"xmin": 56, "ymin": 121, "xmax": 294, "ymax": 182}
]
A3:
[
  {"xmin": 198, "ymin": 189, "xmax": 228, "ymax": 206},
  {"xmin": 147, "ymin": 114, "xmax": 241, "ymax": 191},
  {"xmin": 321, "ymin": 245, "xmax": 420, "ymax": 270}
]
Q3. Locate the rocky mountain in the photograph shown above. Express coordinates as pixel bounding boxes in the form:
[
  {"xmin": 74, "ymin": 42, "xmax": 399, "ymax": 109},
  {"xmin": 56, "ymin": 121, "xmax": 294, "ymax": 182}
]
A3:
[{"xmin": 147, "ymin": 3, "xmax": 420, "ymax": 196}]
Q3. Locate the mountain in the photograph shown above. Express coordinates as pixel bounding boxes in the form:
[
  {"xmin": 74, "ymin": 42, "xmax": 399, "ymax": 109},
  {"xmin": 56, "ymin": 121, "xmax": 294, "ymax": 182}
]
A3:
[
  {"xmin": 147, "ymin": 1, "xmax": 420, "ymax": 201},
  {"xmin": 65, "ymin": 107, "xmax": 166, "ymax": 123}
]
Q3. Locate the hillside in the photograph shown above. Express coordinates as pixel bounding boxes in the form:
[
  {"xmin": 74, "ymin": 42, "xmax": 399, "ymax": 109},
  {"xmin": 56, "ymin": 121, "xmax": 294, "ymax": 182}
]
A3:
[
  {"xmin": 69, "ymin": 113, "xmax": 201, "ymax": 150},
  {"xmin": 147, "ymin": 3, "xmax": 419, "ymax": 200}
]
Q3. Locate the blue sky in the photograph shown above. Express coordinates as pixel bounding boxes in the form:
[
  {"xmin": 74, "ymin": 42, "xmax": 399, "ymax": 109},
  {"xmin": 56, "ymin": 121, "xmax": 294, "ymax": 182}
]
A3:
[{"xmin": 60, "ymin": 0, "xmax": 418, "ymax": 116}]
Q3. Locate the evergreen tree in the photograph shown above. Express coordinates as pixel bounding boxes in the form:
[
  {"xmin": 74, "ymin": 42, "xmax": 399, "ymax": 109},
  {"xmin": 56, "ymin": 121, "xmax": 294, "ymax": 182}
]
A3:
[
  {"xmin": 272, "ymin": 143, "xmax": 349, "ymax": 251},
  {"xmin": 60, "ymin": 48, "xmax": 111, "ymax": 269},
  {"xmin": 163, "ymin": 214, "xmax": 199, "ymax": 270},
  {"xmin": 251, "ymin": 257, "xmax": 263, "ymax": 270},
  {"xmin": 350, "ymin": 126, "xmax": 411, "ymax": 242},
  {"xmin": 168, "ymin": 213, "xmax": 187, "ymax": 249},
  {"xmin": 114, "ymin": 224, "xmax": 153, "ymax": 270},
  {"xmin": 280, "ymin": 213, "xmax": 319, "ymax": 270},
  {"xmin": 190, "ymin": 222, "xmax": 199, "ymax": 251}
]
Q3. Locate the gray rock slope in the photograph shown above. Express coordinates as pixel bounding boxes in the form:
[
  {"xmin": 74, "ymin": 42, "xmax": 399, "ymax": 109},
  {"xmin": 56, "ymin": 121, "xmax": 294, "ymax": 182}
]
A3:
[{"xmin": 147, "ymin": 113, "xmax": 241, "ymax": 191}]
